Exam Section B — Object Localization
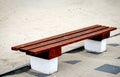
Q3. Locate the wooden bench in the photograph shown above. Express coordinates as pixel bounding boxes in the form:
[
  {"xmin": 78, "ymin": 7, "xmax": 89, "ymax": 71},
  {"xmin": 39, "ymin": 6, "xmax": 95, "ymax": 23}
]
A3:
[{"xmin": 11, "ymin": 25, "xmax": 117, "ymax": 74}]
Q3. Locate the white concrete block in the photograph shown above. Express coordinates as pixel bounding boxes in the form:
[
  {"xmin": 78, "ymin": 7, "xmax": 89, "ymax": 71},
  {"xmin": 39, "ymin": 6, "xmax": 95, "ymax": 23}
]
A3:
[
  {"xmin": 30, "ymin": 56, "xmax": 58, "ymax": 74},
  {"xmin": 84, "ymin": 39, "xmax": 107, "ymax": 53}
]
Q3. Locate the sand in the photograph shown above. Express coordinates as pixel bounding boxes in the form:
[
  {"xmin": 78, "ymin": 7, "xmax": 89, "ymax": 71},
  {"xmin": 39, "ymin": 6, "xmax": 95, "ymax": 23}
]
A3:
[{"xmin": 0, "ymin": 0, "xmax": 120, "ymax": 74}]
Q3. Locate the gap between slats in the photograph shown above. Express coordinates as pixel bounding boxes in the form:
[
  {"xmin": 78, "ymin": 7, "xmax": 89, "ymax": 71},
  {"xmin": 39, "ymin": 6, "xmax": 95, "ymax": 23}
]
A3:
[
  {"xmin": 12, "ymin": 25, "xmax": 101, "ymax": 50},
  {"xmin": 26, "ymin": 27, "xmax": 116, "ymax": 55},
  {"xmin": 20, "ymin": 26, "xmax": 108, "ymax": 52}
]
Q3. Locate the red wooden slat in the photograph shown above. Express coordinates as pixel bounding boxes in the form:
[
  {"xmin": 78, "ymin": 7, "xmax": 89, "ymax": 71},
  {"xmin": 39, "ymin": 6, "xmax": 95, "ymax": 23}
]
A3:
[
  {"xmin": 20, "ymin": 26, "xmax": 108, "ymax": 51},
  {"xmin": 27, "ymin": 27, "xmax": 116, "ymax": 55},
  {"xmin": 12, "ymin": 25, "xmax": 101, "ymax": 50}
]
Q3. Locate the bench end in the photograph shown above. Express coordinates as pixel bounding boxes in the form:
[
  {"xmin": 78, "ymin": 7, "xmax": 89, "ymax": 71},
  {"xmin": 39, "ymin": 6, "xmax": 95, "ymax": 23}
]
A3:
[{"xmin": 11, "ymin": 46, "xmax": 19, "ymax": 51}]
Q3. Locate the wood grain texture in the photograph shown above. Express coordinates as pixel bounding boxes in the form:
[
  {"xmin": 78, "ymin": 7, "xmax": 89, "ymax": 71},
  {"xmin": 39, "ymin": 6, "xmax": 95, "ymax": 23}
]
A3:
[
  {"xmin": 11, "ymin": 25, "xmax": 117, "ymax": 59},
  {"xmin": 19, "ymin": 26, "xmax": 107, "ymax": 51},
  {"xmin": 28, "ymin": 27, "xmax": 116, "ymax": 55},
  {"xmin": 11, "ymin": 25, "xmax": 101, "ymax": 50}
]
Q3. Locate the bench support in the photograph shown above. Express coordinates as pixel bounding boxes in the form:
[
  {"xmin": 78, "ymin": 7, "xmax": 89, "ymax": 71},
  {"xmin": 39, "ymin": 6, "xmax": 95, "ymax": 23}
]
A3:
[
  {"xmin": 84, "ymin": 32, "xmax": 110, "ymax": 53},
  {"xmin": 29, "ymin": 47, "xmax": 61, "ymax": 74},
  {"xmin": 30, "ymin": 56, "xmax": 58, "ymax": 74},
  {"xmin": 29, "ymin": 47, "xmax": 62, "ymax": 60},
  {"xmin": 84, "ymin": 39, "xmax": 107, "ymax": 53}
]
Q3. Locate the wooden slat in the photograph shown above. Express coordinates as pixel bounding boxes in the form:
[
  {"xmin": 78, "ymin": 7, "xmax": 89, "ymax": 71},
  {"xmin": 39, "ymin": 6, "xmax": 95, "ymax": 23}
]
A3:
[
  {"xmin": 27, "ymin": 27, "xmax": 116, "ymax": 55},
  {"xmin": 12, "ymin": 25, "xmax": 101, "ymax": 50},
  {"xmin": 20, "ymin": 26, "xmax": 108, "ymax": 51}
]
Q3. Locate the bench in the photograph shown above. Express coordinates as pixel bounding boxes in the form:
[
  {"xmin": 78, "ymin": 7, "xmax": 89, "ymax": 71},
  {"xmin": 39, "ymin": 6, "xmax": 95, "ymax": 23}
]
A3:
[{"xmin": 11, "ymin": 25, "xmax": 117, "ymax": 74}]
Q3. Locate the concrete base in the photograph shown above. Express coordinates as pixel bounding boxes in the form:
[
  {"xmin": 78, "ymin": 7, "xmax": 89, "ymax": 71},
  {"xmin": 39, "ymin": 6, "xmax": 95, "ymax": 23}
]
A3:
[
  {"xmin": 30, "ymin": 56, "xmax": 58, "ymax": 74},
  {"xmin": 84, "ymin": 39, "xmax": 106, "ymax": 53}
]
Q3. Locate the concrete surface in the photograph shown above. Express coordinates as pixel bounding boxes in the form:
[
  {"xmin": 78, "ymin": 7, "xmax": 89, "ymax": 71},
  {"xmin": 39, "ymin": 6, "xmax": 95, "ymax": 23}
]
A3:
[{"xmin": 0, "ymin": 0, "xmax": 120, "ymax": 77}]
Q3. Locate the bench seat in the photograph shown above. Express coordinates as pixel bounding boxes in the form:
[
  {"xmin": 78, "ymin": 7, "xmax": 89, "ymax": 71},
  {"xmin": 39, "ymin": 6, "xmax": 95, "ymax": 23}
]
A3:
[{"xmin": 12, "ymin": 25, "xmax": 116, "ymax": 59}]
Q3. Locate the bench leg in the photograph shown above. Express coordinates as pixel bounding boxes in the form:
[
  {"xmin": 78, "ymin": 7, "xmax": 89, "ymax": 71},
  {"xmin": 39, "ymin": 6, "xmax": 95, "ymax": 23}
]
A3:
[
  {"xmin": 84, "ymin": 39, "xmax": 107, "ymax": 53},
  {"xmin": 30, "ymin": 56, "xmax": 58, "ymax": 74}
]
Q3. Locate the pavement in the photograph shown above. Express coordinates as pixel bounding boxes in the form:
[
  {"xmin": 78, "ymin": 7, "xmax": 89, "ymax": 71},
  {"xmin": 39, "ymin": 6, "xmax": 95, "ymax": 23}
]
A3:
[{"xmin": 0, "ymin": 0, "xmax": 120, "ymax": 77}]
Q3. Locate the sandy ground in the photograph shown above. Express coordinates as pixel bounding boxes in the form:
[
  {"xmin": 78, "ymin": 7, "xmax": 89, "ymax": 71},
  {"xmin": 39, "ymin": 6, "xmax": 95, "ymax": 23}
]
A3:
[{"xmin": 0, "ymin": 0, "xmax": 120, "ymax": 75}]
